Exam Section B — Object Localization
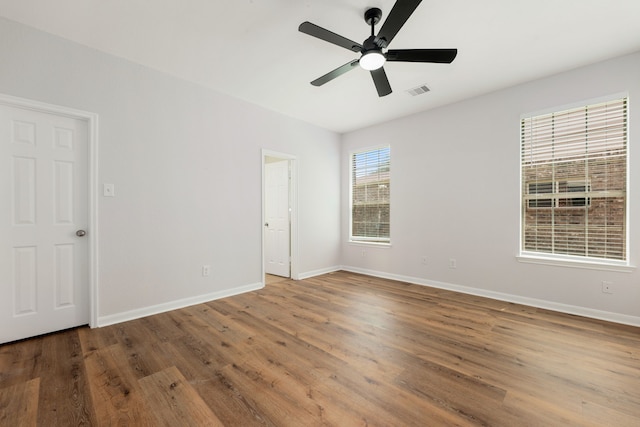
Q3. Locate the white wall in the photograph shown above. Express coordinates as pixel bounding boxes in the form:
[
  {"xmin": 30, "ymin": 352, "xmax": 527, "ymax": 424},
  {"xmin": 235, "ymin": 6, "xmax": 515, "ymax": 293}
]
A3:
[
  {"xmin": 341, "ymin": 52, "xmax": 640, "ymax": 325},
  {"xmin": 0, "ymin": 18, "xmax": 341, "ymax": 324}
]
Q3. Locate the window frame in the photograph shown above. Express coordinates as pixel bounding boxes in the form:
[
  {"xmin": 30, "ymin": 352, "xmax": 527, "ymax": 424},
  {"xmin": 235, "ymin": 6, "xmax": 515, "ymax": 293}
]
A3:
[
  {"xmin": 518, "ymin": 94, "xmax": 632, "ymax": 270},
  {"xmin": 349, "ymin": 145, "xmax": 391, "ymax": 245},
  {"xmin": 525, "ymin": 179, "xmax": 591, "ymax": 209}
]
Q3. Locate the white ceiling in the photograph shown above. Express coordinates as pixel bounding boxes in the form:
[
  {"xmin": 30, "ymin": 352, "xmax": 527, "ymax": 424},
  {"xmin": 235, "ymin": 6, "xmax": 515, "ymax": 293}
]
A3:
[{"xmin": 1, "ymin": 0, "xmax": 639, "ymax": 133}]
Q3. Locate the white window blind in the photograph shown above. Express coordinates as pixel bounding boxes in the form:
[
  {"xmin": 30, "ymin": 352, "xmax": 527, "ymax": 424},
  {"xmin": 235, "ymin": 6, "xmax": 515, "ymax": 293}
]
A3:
[
  {"xmin": 521, "ymin": 97, "xmax": 628, "ymax": 261},
  {"xmin": 351, "ymin": 146, "xmax": 390, "ymax": 243}
]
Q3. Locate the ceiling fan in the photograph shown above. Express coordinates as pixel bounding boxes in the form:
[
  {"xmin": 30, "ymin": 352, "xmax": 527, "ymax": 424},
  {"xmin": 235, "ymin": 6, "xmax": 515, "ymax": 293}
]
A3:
[{"xmin": 298, "ymin": 0, "xmax": 457, "ymax": 97}]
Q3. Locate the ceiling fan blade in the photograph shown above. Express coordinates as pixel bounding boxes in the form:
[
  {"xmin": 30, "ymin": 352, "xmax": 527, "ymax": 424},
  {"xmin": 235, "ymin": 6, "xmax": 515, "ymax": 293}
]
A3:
[
  {"xmin": 311, "ymin": 60, "xmax": 360, "ymax": 86},
  {"xmin": 370, "ymin": 67, "xmax": 392, "ymax": 97},
  {"xmin": 376, "ymin": 0, "xmax": 422, "ymax": 47},
  {"xmin": 386, "ymin": 48, "xmax": 458, "ymax": 63},
  {"xmin": 299, "ymin": 22, "xmax": 362, "ymax": 52}
]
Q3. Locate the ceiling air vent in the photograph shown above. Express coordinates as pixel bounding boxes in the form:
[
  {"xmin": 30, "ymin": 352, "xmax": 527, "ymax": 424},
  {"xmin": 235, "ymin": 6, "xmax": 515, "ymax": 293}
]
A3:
[{"xmin": 406, "ymin": 84, "xmax": 431, "ymax": 96}]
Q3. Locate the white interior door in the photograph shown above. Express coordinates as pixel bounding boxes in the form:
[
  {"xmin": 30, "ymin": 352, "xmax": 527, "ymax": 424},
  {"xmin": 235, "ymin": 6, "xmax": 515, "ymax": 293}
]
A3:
[
  {"xmin": 265, "ymin": 160, "xmax": 290, "ymax": 277},
  {"xmin": 0, "ymin": 103, "xmax": 89, "ymax": 344}
]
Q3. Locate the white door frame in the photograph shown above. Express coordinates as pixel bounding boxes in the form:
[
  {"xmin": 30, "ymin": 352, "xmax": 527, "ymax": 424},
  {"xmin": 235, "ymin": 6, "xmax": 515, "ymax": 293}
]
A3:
[
  {"xmin": 261, "ymin": 149, "xmax": 298, "ymax": 281},
  {"xmin": 0, "ymin": 93, "xmax": 99, "ymax": 328}
]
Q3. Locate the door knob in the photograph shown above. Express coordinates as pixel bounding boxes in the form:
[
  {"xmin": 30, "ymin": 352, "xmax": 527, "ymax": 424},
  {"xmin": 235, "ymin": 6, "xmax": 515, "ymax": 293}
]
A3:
[
  {"xmin": 264, "ymin": 222, "xmax": 269, "ymax": 227},
  {"xmin": 76, "ymin": 230, "xmax": 87, "ymax": 237}
]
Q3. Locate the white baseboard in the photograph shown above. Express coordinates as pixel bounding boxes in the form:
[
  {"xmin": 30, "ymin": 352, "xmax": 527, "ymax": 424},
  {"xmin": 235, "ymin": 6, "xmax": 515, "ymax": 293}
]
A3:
[
  {"xmin": 297, "ymin": 265, "xmax": 341, "ymax": 280},
  {"xmin": 340, "ymin": 265, "xmax": 640, "ymax": 328},
  {"xmin": 97, "ymin": 282, "xmax": 264, "ymax": 327},
  {"xmin": 96, "ymin": 267, "xmax": 640, "ymax": 329}
]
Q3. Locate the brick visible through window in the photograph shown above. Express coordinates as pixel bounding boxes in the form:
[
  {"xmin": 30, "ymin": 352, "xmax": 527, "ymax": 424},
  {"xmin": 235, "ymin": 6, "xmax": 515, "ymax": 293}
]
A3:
[
  {"xmin": 521, "ymin": 97, "xmax": 627, "ymax": 261},
  {"xmin": 350, "ymin": 146, "xmax": 390, "ymax": 243}
]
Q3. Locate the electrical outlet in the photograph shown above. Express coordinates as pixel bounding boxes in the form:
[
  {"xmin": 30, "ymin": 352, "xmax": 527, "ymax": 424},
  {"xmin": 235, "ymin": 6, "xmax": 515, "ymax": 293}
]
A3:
[
  {"xmin": 449, "ymin": 258, "xmax": 457, "ymax": 269},
  {"xmin": 421, "ymin": 256, "xmax": 428, "ymax": 265},
  {"xmin": 602, "ymin": 281, "xmax": 613, "ymax": 294},
  {"xmin": 202, "ymin": 265, "xmax": 210, "ymax": 277},
  {"xmin": 362, "ymin": 250, "xmax": 367, "ymax": 258}
]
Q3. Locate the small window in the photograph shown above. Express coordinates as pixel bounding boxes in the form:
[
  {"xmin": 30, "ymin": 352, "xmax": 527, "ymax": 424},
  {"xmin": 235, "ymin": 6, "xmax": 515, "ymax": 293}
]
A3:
[
  {"xmin": 350, "ymin": 146, "xmax": 390, "ymax": 243},
  {"xmin": 526, "ymin": 180, "xmax": 591, "ymax": 209},
  {"xmin": 527, "ymin": 181, "xmax": 555, "ymax": 208}
]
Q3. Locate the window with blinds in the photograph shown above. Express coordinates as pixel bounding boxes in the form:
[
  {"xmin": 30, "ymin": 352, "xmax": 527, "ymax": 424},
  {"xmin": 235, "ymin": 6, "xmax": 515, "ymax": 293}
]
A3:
[
  {"xmin": 351, "ymin": 146, "xmax": 390, "ymax": 243},
  {"xmin": 521, "ymin": 97, "xmax": 628, "ymax": 261}
]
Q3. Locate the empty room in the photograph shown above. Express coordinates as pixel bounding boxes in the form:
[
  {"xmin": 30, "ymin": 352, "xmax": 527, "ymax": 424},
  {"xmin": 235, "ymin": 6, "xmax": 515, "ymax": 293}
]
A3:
[{"xmin": 1, "ymin": 0, "xmax": 639, "ymax": 425}]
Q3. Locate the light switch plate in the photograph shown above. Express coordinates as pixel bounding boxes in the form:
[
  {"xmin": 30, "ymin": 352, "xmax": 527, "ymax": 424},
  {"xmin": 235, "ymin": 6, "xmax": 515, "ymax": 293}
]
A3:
[{"xmin": 103, "ymin": 183, "xmax": 115, "ymax": 197}]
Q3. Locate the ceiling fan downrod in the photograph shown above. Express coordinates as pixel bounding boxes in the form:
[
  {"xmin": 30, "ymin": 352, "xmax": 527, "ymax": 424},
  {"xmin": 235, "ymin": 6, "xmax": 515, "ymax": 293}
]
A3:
[{"xmin": 364, "ymin": 7, "xmax": 382, "ymax": 37}]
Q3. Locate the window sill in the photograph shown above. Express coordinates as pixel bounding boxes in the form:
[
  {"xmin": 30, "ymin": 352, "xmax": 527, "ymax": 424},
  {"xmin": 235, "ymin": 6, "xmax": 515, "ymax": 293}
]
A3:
[
  {"xmin": 516, "ymin": 254, "xmax": 635, "ymax": 273},
  {"xmin": 349, "ymin": 240, "xmax": 392, "ymax": 248}
]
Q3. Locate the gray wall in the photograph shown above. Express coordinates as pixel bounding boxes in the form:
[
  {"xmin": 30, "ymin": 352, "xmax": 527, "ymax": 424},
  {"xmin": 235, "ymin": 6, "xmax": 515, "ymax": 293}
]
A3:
[
  {"xmin": 342, "ymin": 51, "xmax": 640, "ymax": 325},
  {"xmin": 0, "ymin": 18, "xmax": 341, "ymax": 323}
]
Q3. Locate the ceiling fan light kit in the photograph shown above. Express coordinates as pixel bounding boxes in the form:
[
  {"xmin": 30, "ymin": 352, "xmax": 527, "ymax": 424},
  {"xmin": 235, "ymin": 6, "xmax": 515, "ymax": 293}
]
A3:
[
  {"xmin": 359, "ymin": 51, "xmax": 386, "ymax": 70},
  {"xmin": 299, "ymin": 0, "xmax": 457, "ymax": 97}
]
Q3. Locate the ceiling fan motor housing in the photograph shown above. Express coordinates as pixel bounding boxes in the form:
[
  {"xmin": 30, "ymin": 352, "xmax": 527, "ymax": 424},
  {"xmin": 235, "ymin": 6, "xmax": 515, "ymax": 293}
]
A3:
[{"xmin": 363, "ymin": 35, "xmax": 381, "ymax": 52}]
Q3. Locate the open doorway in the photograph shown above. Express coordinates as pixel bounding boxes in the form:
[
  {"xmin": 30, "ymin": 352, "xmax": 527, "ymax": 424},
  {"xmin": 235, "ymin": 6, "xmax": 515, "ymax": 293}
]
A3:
[{"xmin": 262, "ymin": 150, "xmax": 298, "ymax": 284}]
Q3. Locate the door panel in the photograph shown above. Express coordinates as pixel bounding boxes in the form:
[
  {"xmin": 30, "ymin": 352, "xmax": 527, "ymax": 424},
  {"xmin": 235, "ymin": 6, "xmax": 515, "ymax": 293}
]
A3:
[
  {"xmin": 265, "ymin": 160, "xmax": 290, "ymax": 277},
  {"xmin": 12, "ymin": 246, "xmax": 37, "ymax": 315},
  {"xmin": 13, "ymin": 156, "xmax": 36, "ymax": 224},
  {"xmin": 0, "ymin": 103, "xmax": 89, "ymax": 344}
]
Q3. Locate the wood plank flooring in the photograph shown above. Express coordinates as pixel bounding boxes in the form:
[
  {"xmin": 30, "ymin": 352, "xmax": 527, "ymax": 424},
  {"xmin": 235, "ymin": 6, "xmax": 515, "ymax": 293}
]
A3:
[{"xmin": 1, "ymin": 271, "xmax": 639, "ymax": 426}]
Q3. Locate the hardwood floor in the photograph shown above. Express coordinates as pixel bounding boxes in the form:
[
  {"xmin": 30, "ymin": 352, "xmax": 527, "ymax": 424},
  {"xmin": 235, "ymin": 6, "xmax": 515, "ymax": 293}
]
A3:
[
  {"xmin": 1, "ymin": 271, "xmax": 639, "ymax": 426},
  {"xmin": 265, "ymin": 274, "xmax": 290, "ymax": 285}
]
